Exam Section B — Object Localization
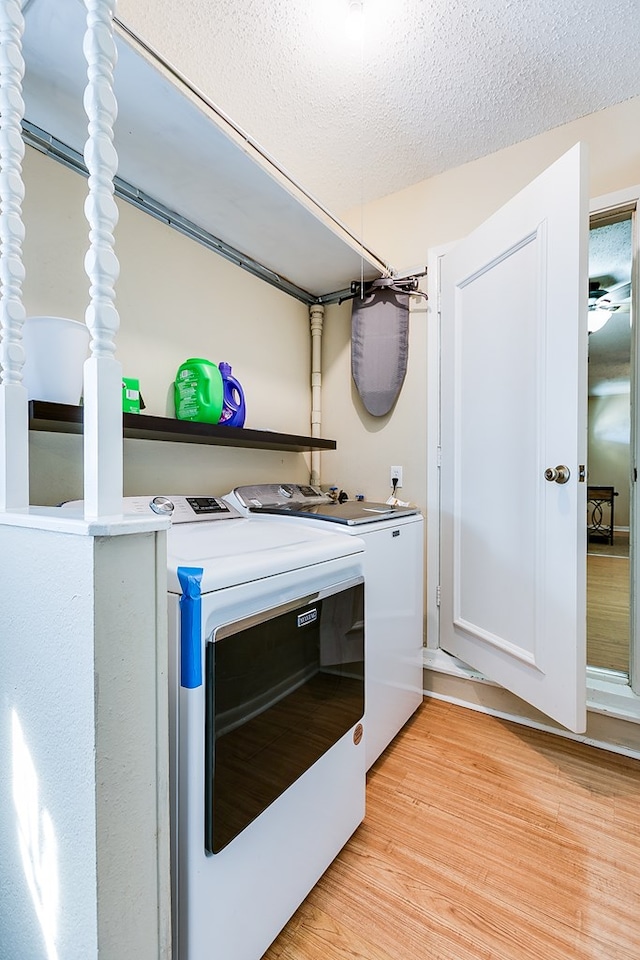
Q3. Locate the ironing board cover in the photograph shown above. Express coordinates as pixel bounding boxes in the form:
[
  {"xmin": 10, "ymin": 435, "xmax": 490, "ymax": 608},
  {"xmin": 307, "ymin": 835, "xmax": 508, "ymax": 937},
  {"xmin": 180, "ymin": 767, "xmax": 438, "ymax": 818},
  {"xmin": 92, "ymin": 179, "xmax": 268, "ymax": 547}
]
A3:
[{"xmin": 351, "ymin": 288, "xmax": 409, "ymax": 416}]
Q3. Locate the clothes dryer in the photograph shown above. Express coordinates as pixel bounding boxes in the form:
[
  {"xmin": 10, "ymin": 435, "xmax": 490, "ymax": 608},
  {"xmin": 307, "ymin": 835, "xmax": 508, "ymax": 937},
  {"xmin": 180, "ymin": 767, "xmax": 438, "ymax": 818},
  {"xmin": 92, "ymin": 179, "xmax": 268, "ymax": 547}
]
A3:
[{"xmin": 224, "ymin": 484, "xmax": 424, "ymax": 769}]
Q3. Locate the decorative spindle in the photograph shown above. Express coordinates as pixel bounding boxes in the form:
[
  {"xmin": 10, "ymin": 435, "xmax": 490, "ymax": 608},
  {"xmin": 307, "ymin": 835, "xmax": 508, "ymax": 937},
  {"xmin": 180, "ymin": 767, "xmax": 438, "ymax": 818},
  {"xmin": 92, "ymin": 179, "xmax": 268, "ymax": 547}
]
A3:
[
  {"xmin": 82, "ymin": 0, "xmax": 123, "ymax": 517},
  {"xmin": 0, "ymin": 0, "xmax": 29, "ymax": 510},
  {"xmin": 83, "ymin": 0, "xmax": 120, "ymax": 357}
]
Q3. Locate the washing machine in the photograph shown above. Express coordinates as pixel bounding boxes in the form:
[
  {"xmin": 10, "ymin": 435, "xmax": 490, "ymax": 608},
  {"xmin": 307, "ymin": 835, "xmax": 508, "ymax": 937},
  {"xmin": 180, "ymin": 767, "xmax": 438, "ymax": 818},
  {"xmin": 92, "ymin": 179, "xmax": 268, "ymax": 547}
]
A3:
[
  {"xmin": 69, "ymin": 494, "xmax": 367, "ymax": 960},
  {"xmin": 224, "ymin": 484, "xmax": 424, "ymax": 769}
]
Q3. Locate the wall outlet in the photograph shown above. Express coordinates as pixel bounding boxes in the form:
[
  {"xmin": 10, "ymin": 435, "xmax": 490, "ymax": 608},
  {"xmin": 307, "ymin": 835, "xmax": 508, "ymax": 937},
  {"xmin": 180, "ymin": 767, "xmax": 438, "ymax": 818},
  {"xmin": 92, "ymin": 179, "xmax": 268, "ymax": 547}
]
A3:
[{"xmin": 390, "ymin": 465, "xmax": 403, "ymax": 488}]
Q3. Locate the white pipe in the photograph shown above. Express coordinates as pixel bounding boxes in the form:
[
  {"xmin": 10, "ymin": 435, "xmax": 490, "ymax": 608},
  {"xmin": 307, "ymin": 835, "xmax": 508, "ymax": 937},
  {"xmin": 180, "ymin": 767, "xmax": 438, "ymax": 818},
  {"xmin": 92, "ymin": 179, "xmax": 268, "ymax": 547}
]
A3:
[{"xmin": 309, "ymin": 303, "xmax": 324, "ymax": 486}]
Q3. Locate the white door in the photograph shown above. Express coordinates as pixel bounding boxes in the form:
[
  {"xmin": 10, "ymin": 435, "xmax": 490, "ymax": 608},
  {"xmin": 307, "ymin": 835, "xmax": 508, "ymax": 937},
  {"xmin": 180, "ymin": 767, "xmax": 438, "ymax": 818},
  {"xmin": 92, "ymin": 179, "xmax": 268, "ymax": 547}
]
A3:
[{"xmin": 439, "ymin": 143, "xmax": 589, "ymax": 732}]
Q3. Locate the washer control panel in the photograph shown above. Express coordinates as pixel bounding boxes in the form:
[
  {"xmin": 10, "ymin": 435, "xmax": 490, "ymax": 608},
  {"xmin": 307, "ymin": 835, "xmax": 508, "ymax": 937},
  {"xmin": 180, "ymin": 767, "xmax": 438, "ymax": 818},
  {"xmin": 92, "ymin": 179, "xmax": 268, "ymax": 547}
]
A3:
[{"xmin": 231, "ymin": 483, "xmax": 327, "ymax": 509}]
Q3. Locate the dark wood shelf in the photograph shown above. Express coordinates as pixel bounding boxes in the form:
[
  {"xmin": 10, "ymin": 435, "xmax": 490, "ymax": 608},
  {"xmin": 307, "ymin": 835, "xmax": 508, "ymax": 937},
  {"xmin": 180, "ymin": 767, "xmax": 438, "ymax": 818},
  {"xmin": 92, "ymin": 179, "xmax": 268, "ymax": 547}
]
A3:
[{"xmin": 29, "ymin": 401, "xmax": 337, "ymax": 453}]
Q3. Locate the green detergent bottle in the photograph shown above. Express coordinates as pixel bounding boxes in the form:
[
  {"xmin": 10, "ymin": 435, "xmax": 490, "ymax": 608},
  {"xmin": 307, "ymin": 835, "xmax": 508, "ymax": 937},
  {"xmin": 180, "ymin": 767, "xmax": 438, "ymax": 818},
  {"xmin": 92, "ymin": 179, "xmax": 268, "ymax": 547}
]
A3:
[{"xmin": 174, "ymin": 358, "xmax": 224, "ymax": 423}]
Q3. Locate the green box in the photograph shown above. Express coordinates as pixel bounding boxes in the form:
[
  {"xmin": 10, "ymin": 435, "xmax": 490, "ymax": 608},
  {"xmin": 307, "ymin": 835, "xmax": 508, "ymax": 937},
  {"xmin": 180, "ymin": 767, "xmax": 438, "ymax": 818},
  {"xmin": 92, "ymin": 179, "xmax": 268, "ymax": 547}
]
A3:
[{"xmin": 122, "ymin": 378, "xmax": 141, "ymax": 414}]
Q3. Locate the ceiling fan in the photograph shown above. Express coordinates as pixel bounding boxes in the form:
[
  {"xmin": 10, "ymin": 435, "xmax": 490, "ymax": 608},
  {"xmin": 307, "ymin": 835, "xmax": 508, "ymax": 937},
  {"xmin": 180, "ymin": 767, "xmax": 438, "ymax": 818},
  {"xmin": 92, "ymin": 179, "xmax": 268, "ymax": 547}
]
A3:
[{"xmin": 588, "ymin": 280, "xmax": 631, "ymax": 333}]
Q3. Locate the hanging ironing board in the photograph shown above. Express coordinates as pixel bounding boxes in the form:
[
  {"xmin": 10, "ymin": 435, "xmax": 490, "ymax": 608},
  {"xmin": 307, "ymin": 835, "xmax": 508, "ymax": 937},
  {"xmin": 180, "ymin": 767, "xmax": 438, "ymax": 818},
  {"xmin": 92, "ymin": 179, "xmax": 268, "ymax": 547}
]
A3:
[{"xmin": 351, "ymin": 288, "xmax": 410, "ymax": 416}]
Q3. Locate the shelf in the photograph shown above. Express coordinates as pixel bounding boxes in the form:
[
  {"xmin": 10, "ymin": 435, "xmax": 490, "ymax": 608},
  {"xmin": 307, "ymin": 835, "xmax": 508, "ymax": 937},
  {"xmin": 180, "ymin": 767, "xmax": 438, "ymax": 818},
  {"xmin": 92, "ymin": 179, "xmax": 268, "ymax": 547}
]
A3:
[
  {"xmin": 29, "ymin": 401, "xmax": 337, "ymax": 453},
  {"xmin": 21, "ymin": 0, "xmax": 390, "ymax": 303}
]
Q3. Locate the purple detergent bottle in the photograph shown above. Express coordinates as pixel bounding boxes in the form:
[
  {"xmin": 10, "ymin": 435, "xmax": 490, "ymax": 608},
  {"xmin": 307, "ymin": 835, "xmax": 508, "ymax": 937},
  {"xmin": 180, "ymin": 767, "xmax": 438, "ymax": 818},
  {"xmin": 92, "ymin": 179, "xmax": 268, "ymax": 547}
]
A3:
[{"xmin": 218, "ymin": 361, "xmax": 246, "ymax": 427}]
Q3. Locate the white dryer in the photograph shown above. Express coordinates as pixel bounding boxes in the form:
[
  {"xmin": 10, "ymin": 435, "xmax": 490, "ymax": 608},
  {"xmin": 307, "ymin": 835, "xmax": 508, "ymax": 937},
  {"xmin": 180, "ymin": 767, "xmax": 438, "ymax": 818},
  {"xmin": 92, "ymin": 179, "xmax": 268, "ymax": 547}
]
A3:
[
  {"xmin": 96, "ymin": 495, "xmax": 367, "ymax": 960},
  {"xmin": 224, "ymin": 484, "xmax": 424, "ymax": 769}
]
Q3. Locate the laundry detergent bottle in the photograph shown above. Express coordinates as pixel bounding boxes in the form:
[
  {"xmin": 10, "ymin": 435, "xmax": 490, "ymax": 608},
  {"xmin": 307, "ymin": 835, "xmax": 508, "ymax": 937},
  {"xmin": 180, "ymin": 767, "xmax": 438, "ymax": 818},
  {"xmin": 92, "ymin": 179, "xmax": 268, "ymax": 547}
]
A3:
[
  {"xmin": 218, "ymin": 361, "xmax": 246, "ymax": 427},
  {"xmin": 174, "ymin": 358, "xmax": 224, "ymax": 423}
]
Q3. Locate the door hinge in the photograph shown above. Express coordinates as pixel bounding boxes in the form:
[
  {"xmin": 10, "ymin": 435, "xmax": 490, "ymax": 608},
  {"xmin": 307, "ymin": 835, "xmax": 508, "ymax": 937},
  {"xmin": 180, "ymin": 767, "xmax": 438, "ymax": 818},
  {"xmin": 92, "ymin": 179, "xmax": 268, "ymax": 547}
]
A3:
[
  {"xmin": 436, "ymin": 584, "xmax": 441, "ymax": 607},
  {"xmin": 437, "ymin": 446, "xmax": 442, "ymax": 468}
]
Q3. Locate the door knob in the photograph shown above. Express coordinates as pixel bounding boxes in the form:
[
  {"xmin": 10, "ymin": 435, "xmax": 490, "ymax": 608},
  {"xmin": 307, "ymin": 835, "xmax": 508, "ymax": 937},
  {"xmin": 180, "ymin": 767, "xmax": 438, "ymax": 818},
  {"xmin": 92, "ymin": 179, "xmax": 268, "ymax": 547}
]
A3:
[{"xmin": 545, "ymin": 465, "xmax": 570, "ymax": 484}]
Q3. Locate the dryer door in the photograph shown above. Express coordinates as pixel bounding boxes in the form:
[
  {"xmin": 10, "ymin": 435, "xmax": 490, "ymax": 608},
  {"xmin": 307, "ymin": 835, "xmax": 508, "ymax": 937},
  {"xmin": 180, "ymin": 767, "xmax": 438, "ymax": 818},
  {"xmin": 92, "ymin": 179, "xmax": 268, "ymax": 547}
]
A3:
[{"xmin": 205, "ymin": 579, "xmax": 364, "ymax": 854}]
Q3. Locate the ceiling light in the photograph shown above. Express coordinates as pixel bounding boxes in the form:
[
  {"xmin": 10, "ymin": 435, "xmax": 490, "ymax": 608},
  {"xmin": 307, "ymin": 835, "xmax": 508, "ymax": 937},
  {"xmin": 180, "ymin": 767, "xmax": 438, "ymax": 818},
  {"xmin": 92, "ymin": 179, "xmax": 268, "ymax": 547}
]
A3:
[{"xmin": 345, "ymin": 0, "xmax": 365, "ymax": 44}]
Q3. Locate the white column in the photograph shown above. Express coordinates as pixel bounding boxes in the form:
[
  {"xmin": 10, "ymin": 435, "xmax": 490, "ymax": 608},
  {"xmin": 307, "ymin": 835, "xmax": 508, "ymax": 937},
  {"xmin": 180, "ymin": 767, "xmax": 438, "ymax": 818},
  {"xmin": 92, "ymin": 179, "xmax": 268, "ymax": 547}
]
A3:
[
  {"xmin": 82, "ymin": 0, "xmax": 123, "ymax": 518},
  {"xmin": 0, "ymin": 0, "xmax": 29, "ymax": 511},
  {"xmin": 309, "ymin": 303, "xmax": 324, "ymax": 487}
]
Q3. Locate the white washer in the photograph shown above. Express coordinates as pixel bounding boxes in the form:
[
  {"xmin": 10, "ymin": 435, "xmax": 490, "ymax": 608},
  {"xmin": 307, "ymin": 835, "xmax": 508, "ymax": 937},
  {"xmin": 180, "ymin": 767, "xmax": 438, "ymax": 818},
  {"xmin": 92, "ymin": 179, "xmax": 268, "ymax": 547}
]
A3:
[
  {"xmin": 71, "ymin": 495, "xmax": 367, "ymax": 960},
  {"xmin": 224, "ymin": 484, "xmax": 424, "ymax": 769}
]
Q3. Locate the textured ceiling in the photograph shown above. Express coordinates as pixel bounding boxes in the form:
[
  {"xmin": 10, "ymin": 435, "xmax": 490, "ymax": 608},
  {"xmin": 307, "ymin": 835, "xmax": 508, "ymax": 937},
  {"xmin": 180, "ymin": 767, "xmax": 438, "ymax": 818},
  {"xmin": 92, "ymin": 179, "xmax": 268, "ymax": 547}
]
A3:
[
  {"xmin": 116, "ymin": 0, "xmax": 640, "ymax": 213},
  {"xmin": 589, "ymin": 220, "xmax": 633, "ymax": 289}
]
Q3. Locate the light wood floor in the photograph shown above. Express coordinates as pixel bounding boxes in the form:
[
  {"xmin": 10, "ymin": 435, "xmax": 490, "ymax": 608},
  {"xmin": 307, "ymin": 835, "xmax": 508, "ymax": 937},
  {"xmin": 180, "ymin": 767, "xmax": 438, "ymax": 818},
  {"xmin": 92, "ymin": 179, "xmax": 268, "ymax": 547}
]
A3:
[
  {"xmin": 587, "ymin": 554, "xmax": 630, "ymax": 673},
  {"xmin": 263, "ymin": 699, "xmax": 640, "ymax": 960}
]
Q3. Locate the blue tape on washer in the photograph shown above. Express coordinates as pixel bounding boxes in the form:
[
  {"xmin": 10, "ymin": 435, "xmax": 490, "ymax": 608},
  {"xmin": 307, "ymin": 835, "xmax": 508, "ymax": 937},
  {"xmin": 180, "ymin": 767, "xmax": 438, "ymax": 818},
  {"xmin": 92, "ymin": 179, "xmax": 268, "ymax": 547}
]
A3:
[{"xmin": 177, "ymin": 566, "xmax": 204, "ymax": 689}]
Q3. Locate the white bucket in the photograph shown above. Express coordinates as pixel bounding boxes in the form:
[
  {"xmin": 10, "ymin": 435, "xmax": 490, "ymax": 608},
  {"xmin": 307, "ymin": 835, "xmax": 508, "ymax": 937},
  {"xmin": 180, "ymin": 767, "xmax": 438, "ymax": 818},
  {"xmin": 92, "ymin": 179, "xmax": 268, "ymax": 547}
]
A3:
[{"xmin": 22, "ymin": 316, "xmax": 91, "ymax": 405}]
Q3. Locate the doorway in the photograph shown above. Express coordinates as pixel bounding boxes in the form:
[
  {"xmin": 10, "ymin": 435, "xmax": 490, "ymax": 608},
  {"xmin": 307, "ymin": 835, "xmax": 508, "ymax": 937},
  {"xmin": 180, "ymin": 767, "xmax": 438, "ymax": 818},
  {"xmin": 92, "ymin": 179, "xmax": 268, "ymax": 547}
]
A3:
[
  {"xmin": 427, "ymin": 158, "xmax": 640, "ymax": 732},
  {"xmin": 435, "ymin": 145, "xmax": 588, "ymax": 732},
  {"xmin": 587, "ymin": 209, "xmax": 634, "ymax": 675}
]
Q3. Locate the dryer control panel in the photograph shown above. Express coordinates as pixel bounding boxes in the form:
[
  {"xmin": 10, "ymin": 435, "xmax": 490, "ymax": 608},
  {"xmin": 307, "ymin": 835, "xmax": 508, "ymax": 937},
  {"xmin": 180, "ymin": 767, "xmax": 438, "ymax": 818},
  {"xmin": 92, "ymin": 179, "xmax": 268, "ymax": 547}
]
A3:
[{"xmin": 60, "ymin": 495, "xmax": 242, "ymax": 523}]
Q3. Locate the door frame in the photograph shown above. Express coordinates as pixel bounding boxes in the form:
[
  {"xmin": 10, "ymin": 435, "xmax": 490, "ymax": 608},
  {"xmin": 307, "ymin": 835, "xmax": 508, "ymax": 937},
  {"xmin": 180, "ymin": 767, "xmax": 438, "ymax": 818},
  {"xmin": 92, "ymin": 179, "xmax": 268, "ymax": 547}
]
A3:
[
  {"xmin": 425, "ymin": 184, "xmax": 640, "ymax": 718},
  {"xmin": 587, "ymin": 185, "xmax": 640, "ymax": 694}
]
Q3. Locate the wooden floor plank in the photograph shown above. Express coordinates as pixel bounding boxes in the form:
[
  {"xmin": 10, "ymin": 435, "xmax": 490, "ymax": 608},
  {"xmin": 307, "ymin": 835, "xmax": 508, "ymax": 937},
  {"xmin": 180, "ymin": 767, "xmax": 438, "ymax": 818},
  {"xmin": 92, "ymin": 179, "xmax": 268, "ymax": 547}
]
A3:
[
  {"xmin": 587, "ymin": 554, "xmax": 630, "ymax": 672},
  {"xmin": 262, "ymin": 699, "xmax": 640, "ymax": 960}
]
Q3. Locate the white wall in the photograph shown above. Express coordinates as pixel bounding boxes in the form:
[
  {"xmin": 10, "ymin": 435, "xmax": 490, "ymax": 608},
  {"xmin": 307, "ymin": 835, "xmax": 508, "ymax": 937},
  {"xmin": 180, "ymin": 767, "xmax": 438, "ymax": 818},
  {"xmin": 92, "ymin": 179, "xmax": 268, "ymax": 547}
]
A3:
[
  {"xmin": 0, "ymin": 528, "xmax": 98, "ymax": 960},
  {"xmin": 22, "ymin": 146, "xmax": 316, "ymax": 506},
  {"xmin": 588, "ymin": 392, "xmax": 631, "ymax": 528},
  {"xmin": 0, "ymin": 525, "xmax": 169, "ymax": 960}
]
